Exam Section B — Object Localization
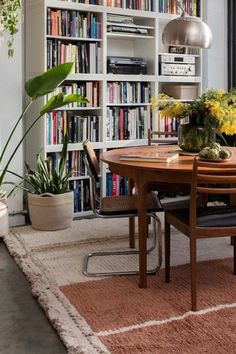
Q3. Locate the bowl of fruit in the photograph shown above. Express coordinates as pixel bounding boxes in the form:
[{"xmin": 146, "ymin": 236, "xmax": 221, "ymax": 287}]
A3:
[{"xmin": 198, "ymin": 143, "xmax": 232, "ymax": 162}]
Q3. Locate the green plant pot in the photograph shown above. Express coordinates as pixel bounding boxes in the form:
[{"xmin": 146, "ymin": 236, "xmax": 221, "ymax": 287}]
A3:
[{"xmin": 178, "ymin": 125, "xmax": 215, "ymax": 152}]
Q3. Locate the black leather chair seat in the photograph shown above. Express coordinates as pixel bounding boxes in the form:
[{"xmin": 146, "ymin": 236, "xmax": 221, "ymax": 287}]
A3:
[
  {"xmin": 99, "ymin": 193, "xmax": 163, "ymax": 216},
  {"xmin": 169, "ymin": 205, "xmax": 236, "ymax": 227}
]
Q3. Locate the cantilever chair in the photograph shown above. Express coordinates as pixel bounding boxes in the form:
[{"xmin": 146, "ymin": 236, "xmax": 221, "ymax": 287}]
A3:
[
  {"xmin": 165, "ymin": 158, "xmax": 236, "ymax": 311},
  {"xmin": 82, "ymin": 139, "xmax": 163, "ymax": 277}
]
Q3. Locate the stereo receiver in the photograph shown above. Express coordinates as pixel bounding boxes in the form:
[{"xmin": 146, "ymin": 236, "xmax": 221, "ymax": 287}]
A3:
[
  {"xmin": 107, "ymin": 56, "xmax": 147, "ymax": 75},
  {"xmin": 160, "ymin": 54, "xmax": 196, "ymax": 76}
]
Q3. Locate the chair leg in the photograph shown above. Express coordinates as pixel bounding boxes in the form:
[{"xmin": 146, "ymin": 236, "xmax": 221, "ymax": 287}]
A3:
[
  {"xmin": 129, "ymin": 216, "xmax": 135, "ymax": 249},
  {"xmin": 190, "ymin": 237, "xmax": 197, "ymax": 311},
  {"xmin": 83, "ymin": 213, "xmax": 162, "ymax": 277},
  {"xmin": 152, "ymin": 213, "xmax": 162, "ymax": 273},
  {"xmin": 165, "ymin": 214, "xmax": 170, "ymax": 283},
  {"xmin": 233, "ymin": 236, "xmax": 236, "ymax": 275}
]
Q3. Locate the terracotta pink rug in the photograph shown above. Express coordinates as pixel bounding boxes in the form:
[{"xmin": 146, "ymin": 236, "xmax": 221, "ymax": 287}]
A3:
[
  {"xmin": 60, "ymin": 259, "xmax": 236, "ymax": 354},
  {"xmin": 4, "ymin": 220, "xmax": 236, "ymax": 354}
]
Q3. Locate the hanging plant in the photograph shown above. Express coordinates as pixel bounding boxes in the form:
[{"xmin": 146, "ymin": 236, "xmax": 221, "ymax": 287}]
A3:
[{"xmin": 0, "ymin": 0, "xmax": 21, "ymax": 57}]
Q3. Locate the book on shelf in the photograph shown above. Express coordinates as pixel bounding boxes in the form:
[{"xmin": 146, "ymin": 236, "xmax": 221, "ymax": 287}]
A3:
[{"xmin": 119, "ymin": 151, "xmax": 179, "ymax": 163}]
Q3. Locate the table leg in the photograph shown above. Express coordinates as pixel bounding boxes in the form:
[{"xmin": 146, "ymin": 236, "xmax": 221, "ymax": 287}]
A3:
[{"xmin": 137, "ymin": 178, "xmax": 148, "ymax": 288}]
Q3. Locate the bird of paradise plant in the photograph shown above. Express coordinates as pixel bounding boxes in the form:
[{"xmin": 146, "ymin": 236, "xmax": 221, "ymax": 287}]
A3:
[{"xmin": 0, "ymin": 62, "xmax": 88, "ymax": 197}]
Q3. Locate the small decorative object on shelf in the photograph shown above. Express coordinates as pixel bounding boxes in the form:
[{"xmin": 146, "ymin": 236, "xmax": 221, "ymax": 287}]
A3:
[{"xmin": 151, "ymin": 89, "xmax": 236, "ymax": 152}]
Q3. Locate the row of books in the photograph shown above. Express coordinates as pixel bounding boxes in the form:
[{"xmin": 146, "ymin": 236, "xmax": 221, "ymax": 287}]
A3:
[
  {"xmin": 107, "ymin": 0, "xmax": 154, "ymax": 11},
  {"xmin": 106, "ymin": 173, "xmax": 128, "ymax": 196},
  {"xmin": 47, "ymin": 8, "xmax": 102, "ymax": 38},
  {"xmin": 47, "ymin": 82, "xmax": 100, "ymax": 108},
  {"xmin": 159, "ymin": 0, "xmax": 200, "ymax": 16},
  {"xmin": 69, "ymin": 179, "xmax": 91, "ymax": 212},
  {"xmin": 159, "ymin": 116, "xmax": 179, "ymax": 135},
  {"xmin": 47, "ymin": 150, "xmax": 87, "ymax": 178},
  {"xmin": 47, "ymin": 40, "xmax": 101, "ymax": 73},
  {"xmin": 107, "ymin": 82, "xmax": 150, "ymax": 104},
  {"xmin": 46, "ymin": 112, "xmax": 101, "ymax": 145},
  {"xmin": 61, "ymin": 0, "xmax": 99, "ymax": 4},
  {"xmin": 106, "ymin": 106, "xmax": 149, "ymax": 141}
]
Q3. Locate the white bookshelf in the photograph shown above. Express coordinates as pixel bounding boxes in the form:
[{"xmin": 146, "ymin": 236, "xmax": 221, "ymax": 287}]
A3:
[{"xmin": 25, "ymin": 0, "xmax": 203, "ymax": 217}]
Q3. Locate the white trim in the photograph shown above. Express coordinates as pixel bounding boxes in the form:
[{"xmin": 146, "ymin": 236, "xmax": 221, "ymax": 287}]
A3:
[{"xmin": 95, "ymin": 302, "xmax": 236, "ymax": 337}]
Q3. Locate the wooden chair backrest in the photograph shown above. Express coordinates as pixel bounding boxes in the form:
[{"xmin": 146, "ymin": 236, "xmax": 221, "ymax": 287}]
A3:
[
  {"xmin": 82, "ymin": 139, "xmax": 101, "ymax": 212},
  {"xmin": 190, "ymin": 158, "xmax": 236, "ymax": 232},
  {"xmin": 147, "ymin": 128, "xmax": 178, "ymax": 146},
  {"xmin": 82, "ymin": 139, "xmax": 100, "ymax": 182}
]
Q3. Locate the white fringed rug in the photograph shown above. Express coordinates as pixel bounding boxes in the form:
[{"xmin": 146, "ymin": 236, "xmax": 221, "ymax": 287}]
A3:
[{"xmin": 4, "ymin": 218, "xmax": 235, "ymax": 354}]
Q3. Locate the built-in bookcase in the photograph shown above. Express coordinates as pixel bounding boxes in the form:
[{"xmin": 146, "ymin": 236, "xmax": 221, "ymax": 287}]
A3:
[{"xmin": 25, "ymin": 0, "xmax": 202, "ymax": 217}]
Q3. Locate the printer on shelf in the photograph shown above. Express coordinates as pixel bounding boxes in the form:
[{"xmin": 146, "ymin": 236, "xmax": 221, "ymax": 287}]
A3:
[{"xmin": 107, "ymin": 56, "xmax": 147, "ymax": 75}]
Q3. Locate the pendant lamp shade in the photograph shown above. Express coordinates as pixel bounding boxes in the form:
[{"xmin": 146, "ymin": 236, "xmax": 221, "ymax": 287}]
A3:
[{"xmin": 162, "ymin": 12, "xmax": 212, "ymax": 49}]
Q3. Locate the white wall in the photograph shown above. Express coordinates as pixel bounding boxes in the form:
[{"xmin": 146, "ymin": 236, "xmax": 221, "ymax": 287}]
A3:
[
  {"xmin": 0, "ymin": 22, "xmax": 24, "ymax": 225},
  {"xmin": 202, "ymin": 0, "xmax": 228, "ymax": 90}
]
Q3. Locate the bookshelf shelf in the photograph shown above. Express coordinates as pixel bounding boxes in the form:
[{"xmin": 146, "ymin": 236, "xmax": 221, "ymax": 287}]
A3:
[
  {"xmin": 26, "ymin": 0, "xmax": 202, "ymax": 217},
  {"xmin": 106, "ymin": 74, "xmax": 156, "ymax": 82},
  {"xmin": 107, "ymin": 33, "xmax": 154, "ymax": 39},
  {"xmin": 68, "ymin": 73, "xmax": 104, "ymax": 81},
  {"xmin": 54, "ymin": 107, "xmax": 102, "ymax": 111},
  {"xmin": 158, "ymin": 76, "xmax": 202, "ymax": 83},
  {"xmin": 46, "ymin": 35, "xmax": 103, "ymax": 42},
  {"xmin": 107, "ymin": 22, "xmax": 155, "ymax": 30},
  {"xmin": 106, "ymin": 103, "xmax": 150, "ymax": 107}
]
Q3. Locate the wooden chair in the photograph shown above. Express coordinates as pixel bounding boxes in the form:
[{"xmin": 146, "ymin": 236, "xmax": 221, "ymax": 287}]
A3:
[
  {"xmin": 82, "ymin": 139, "xmax": 163, "ymax": 277},
  {"xmin": 147, "ymin": 128, "xmax": 190, "ymax": 210},
  {"xmin": 147, "ymin": 128, "xmax": 178, "ymax": 146},
  {"xmin": 165, "ymin": 158, "xmax": 236, "ymax": 311}
]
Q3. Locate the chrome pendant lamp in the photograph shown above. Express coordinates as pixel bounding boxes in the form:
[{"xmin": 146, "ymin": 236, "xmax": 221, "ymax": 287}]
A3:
[{"xmin": 162, "ymin": 1, "xmax": 212, "ymax": 49}]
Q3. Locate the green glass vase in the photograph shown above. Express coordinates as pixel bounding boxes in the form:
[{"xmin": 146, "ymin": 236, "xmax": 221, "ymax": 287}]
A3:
[{"xmin": 178, "ymin": 124, "xmax": 215, "ymax": 152}]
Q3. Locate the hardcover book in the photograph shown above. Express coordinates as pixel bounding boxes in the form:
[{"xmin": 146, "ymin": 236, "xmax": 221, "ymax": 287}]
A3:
[{"xmin": 120, "ymin": 151, "xmax": 179, "ymax": 163}]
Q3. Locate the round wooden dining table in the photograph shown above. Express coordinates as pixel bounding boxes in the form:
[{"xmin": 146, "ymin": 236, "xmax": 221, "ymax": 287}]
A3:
[{"xmin": 101, "ymin": 145, "xmax": 236, "ymax": 288}]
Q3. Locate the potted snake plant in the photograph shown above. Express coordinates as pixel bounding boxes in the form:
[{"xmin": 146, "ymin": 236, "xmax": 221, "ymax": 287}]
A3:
[
  {"xmin": 24, "ymin": 135, "xmax": 74, "ymax": 231},
  {"xmin": 0, "ymin": 62, "xmax": 88, "ymax": 236}
]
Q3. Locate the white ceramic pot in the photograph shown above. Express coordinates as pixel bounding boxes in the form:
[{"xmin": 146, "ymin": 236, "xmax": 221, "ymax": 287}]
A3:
[
  {"xmin": 28, "ymin": 192, "xmax": 74, "ymax": 231},
  {"xmin": 0, "ymin": 194, "xmax": 9, "ymax": 237}
]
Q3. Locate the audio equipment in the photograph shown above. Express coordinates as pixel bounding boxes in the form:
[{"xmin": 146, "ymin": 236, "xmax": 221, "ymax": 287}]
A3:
[
  {"xmin": 159, "ymin": 54, "xmax": 196, "ymax": 76},
  {"xmin": 107, "ymin": 56, "xmax": 147, "ymax": 75}
]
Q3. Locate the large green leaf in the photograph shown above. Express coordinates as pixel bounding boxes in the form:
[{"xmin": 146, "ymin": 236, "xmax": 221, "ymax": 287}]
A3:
[
  {"xmin": 40, "ymin": 93, "xmax": 89, "ymax": 115},
  {"xmin": 25, "ymin": 63, "xmax": 74, "ymax": 100}
]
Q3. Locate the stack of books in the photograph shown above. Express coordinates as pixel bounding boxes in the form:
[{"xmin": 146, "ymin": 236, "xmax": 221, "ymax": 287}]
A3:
[{"xmin": 120, "ymin": 151, "xmax": 179, "ymax": 163}]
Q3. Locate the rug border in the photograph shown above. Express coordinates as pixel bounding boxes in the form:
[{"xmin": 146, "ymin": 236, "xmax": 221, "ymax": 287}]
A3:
[{"xmin": 4, "ymin": 230, "xmax": 110, "ymax": 354}]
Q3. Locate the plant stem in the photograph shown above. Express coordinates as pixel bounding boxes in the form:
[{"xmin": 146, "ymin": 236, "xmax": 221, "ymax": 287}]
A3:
[
  {"xmin": 0, "ymin": 100, "xmax": 33, "ymax": 165},
  {"xmin": 0, "ymin": 110, "xmax": 44, "ymax": 186},
  {"xmin": 216, "ymin": 130, "xmax": 229, "ymax": 146}
]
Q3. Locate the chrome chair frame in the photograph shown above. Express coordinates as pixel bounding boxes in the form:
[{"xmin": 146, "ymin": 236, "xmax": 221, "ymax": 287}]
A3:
[{"xmin": 82, "ymin": 139, "xmax": 162, "ymax": 277}]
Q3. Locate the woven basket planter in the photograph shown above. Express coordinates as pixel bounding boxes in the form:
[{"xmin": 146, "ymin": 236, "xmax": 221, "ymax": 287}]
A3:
[
  {"xmin": 28, "ymin": 192, "xmax": 74, "ymax": 231},
  {"xmin": 0, "ymin": 194, "xmax": 9, "ymax": 237}
]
